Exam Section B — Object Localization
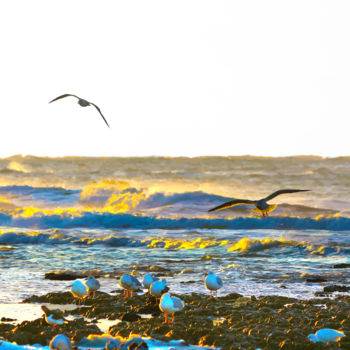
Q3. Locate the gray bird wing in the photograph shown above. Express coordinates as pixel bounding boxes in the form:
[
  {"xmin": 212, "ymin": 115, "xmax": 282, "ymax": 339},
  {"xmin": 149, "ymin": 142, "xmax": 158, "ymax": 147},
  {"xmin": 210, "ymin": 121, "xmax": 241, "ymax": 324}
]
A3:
[
  {"xmin": 172, "ymin": 297, "xmax": 184, "ymax": 309},
  {"xmin": 263, "ymin": 189, "xmax": 311, "ymax": 202},
  {"xmin": 208, "ymin": 199, "xmax": 256, "ymax": 212},
  {"xmin": 90, "ymin": 103, "xmax": 110, "ymax": 128},
  {"xmin": 216, "ymin": 275, "xmax": 223, "ymax": 287},
  {"xmin": 131, "ymin": 275, "xmax": 141, "ymax": 287},
  {"xmin": 49, "ymin": 94, "xmax": 80, "ymax": 103}
]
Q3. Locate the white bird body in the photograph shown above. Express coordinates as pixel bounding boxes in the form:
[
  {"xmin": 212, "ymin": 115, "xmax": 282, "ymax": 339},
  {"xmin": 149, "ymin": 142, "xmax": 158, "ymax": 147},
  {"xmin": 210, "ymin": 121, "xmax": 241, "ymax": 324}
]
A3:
[
  {"xmin": 150, "ymin": 279, "xmax": 168, "ymax": 298},
  {"xmin": 120, "ymin": 272, "xmax": 141, "ymax": 297},
  {"xmin": 208, "ymin": 189, "xmax": 310, "ymax": 216},
  {"xmin": 45, "ymin": 314, "xmax": 68, "ymax": 326},
  {"xmin": 307, "ymin": 329, "xmax": 345, "ymax": 343},
  {"xmin": 159, "ymin": 293, "xmax": 184, "ymax": 323},
  {"xmin": 205, "ymin": 271, "xmax": 223, "ymax": 296},
  {"xmin": 85, "ymin": 275, "xmax": 100, "ymax": 297},
  {"xmin": 41, "ymin": 305, "xmax": 67, "ymax": 327},
  {"xmin": 49, "ymin": 334, "xmax": 72, "ymax": 350},
  {"xmin": 143, "ymin": 273, "xmax": 159, "ymax": 289},
  {"xmin": 71, "ymin": 279, "xmax": 89, "ymax": 302}
]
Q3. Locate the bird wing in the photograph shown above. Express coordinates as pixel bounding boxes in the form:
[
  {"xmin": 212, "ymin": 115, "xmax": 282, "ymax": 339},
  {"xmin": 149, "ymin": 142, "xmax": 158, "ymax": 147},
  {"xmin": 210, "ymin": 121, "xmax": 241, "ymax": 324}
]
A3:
[
  {"xmin": 208, "ymin": 199, "xmax": 256, "ymax": 212},
  {"xmin": 216, "ymin": 275, "xmax": 223, "ymax": 287},
  {"xmin": 263, "ymin": 189, "xmax": 311, "ymax": 202},
  {"xmin": 90, "ymin": 103, "xmax": 110, "ymax": 128},
  {"xmin": 49, "ymin": 94, "xmax": 80, "ymax": 103},
  {"xmin": 172, "ymin": 297, "xmax": 184, "ymax": 310},
  {"xmin": 130, "ymin": 275, "xmax": 141, "ymax": 287}
]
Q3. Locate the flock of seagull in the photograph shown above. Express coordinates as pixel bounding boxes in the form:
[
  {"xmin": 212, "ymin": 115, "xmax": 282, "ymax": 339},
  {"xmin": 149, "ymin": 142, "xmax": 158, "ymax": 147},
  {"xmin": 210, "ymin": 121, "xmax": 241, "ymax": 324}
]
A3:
[
  {"xmin": 66, "ymin": 272, "xmax": 222, "ymax": 325},
  {"xmin": 42, "ymin": 272, "xmax": 345, "ymax": 349},
  {"xmin": 43, "ymin": 271, "xmax": 223, "ymax": 349}
]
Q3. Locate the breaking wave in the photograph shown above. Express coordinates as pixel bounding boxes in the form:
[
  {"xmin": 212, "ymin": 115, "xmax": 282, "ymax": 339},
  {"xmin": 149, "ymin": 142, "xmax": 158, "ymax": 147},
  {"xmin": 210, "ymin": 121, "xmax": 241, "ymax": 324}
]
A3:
[{"xmin": 0, "ymin": 211, "xmax": 349, "ymax": 230}]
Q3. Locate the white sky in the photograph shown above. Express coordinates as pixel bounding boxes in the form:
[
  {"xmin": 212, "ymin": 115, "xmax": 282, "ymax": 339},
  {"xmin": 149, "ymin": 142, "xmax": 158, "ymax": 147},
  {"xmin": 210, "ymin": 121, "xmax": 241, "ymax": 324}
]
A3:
[{"xmin": 0, "ymin": 0, "xmax": 349, "ymax": 158}]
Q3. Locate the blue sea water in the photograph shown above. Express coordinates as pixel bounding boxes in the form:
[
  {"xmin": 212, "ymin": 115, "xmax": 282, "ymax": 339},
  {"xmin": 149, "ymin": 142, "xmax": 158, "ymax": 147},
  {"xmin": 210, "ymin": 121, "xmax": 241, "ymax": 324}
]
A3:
[{"xmin": 0, "ymin": 155, "xmax": 349, "ymax": 303}]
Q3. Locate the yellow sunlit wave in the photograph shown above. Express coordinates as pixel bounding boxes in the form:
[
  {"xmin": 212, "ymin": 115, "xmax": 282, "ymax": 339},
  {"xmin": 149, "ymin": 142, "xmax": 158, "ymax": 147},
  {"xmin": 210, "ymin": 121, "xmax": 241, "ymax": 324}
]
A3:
[
  {"xmin": 227, "ymin": 237, "xmax": 298, "ymax": 252},
  {"xmin": 80, "ymin": 180, "xmax": 133, "ymax": 200},
  {"xmin": 145, "ymin": 237, "xmax": 224, "ymax": 249}
]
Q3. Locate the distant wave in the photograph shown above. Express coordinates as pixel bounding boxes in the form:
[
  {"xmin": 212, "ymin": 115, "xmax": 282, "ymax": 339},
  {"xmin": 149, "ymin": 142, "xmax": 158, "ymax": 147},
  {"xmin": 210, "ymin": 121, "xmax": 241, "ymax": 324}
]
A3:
[
  {"xmin": 0, "ymin": 184, "xmax": 343, "ymax": 218},
  {"xmin": 0, "ymin": 211, "xmax": 349, "ymax": 230}
]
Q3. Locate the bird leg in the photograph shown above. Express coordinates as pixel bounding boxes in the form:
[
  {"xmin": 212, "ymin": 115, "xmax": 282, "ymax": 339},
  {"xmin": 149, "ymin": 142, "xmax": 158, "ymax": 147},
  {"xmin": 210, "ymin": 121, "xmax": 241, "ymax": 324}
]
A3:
[
  {"xmin": 170, "ymin": 313, "xmax": 174, "ymax": 324},
  {"xmin": 163, "ymin": 313, "xmax": 168, "ymax": 324}
]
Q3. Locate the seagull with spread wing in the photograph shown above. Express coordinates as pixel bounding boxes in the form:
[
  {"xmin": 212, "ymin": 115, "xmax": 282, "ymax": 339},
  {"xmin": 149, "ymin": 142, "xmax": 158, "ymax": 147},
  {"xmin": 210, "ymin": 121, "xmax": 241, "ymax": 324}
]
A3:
[
  {"xmin": 49, "ymin": 94, "xmax": 110, "ymax": 128},
  {"xmin": 208, "ymin": 189, "xmax": 310, "ymax": 216}
]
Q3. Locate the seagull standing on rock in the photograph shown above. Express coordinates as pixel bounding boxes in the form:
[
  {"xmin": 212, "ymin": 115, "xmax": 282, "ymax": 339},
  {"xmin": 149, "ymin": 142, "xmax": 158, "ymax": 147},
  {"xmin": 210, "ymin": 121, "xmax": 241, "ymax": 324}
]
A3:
[
  {"xmin": 84, "ymin": 275, "xmax": 100, "ymax": 298},
  {"xmin": 150, "ymin": 279, "xmax": 169, "ymax": 299},
  {"xmin": 49, "ymin": 94, "xmax": 110, "ymax": 128},
  {"xmin": 204, "ymin": 271, "xmax": 223, "ymax": 297},
  {"xmin": 159, "ymin": 292, "xmax": 185, "ymax": 324},
  {"xmin": 208, "ymin": 189, "xmax": 310, "ymax": 216},
  {"xmin": 70, "ymin": 279, "xmax": 89, "ymax": 304},
  {"xmin": 119, "ymin": 272, "xmax": 142, "ymax": 297}
]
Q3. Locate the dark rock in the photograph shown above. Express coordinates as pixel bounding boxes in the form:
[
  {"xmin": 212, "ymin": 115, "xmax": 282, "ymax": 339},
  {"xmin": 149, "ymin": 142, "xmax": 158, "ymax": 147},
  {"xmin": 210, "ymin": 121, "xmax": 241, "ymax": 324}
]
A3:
[
  {"xmin": 306, "ymin": 276, "xmax": 327, "ymax": 283},
  {"xmin": 323, "ymin": 285, "xmax": 350, "ymax": 293},
  {"xmin": 1, "ymin": 289, "xmax": 349, "ymax": 349},
  {"xmin": 0, "ymin": 316, "xmax": 102, "ymax": 345},
  {"xmin": 45, "ymin": 272, "xmax": 87, "ymax": 280},
  {"xmin": 180, "ymin": 280, "xmax": 197, "ymax": 284},
  {"xmin": 120, "ymin": 312, "xmax": 141, "ymax": 322},
  {"xmin": 331, "ymin": 263, "xmax": 350, "ymax": 269},
  {"xmin": 0, "ymin": 323, "xmax": 15, "ymax": 332}
]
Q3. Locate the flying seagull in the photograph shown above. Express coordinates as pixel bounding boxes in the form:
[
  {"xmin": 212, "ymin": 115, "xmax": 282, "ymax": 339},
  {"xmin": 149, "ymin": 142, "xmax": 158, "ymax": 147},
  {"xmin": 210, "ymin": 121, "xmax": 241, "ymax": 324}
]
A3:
[
  {"xmin": 49, "ymin": 94, "xmax": 110, "ymax": 128},
  {"xmin": 208, "ymin": 189, "xmax": 310, "ymax": 216}
]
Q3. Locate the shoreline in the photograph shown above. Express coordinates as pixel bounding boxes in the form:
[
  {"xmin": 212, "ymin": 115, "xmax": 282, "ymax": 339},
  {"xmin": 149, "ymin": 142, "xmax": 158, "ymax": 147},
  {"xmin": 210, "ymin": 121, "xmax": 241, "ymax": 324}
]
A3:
[{"xmin": 1, "ymin": 290, "xmax": 349, "ymax": 349}]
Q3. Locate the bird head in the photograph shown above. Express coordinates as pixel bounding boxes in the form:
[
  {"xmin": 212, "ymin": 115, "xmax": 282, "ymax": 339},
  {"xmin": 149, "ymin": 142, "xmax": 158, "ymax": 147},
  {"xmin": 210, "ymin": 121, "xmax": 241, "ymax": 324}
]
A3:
[{"xmin": 307, "ymin": 334, "xmax": 318, "ymax": 342}]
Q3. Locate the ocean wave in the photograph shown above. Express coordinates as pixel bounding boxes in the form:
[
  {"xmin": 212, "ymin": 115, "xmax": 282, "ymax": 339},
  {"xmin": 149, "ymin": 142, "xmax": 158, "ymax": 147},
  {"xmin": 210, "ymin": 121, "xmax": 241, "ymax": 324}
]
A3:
[
  {"xmin": 0, "ymin": 182, "xmax": 343, "ymax": 219},
  {"xmin": 0, "ymin": 185, "xmax": 80, "ymax": 207},
  {"xmin": 0, "ymin": 211, "xmax": 349, "ymax": 230}
]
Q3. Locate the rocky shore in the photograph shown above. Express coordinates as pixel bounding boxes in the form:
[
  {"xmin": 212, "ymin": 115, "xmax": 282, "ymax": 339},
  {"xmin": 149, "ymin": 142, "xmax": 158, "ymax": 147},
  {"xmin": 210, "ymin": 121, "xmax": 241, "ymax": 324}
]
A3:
[{"xmin": 0, "ymin": 290, "xmax": 349, "ymax": 349}]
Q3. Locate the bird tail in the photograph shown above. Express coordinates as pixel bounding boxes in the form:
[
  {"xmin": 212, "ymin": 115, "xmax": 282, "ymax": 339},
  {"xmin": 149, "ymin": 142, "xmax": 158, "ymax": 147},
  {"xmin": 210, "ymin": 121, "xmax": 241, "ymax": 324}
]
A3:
[
  {"xmin": 251, "ymin": 207, "xmax": 261, "ymax": 214},
  {"xmin": 251, "ymin": 204, "xmax": 277, "ymax": 215},
  {"xmin": 266, "ymin": 204, "xmax": 277, "ymax": 213}
]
